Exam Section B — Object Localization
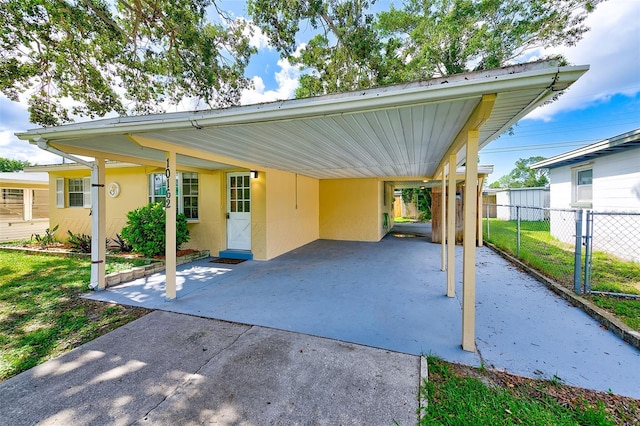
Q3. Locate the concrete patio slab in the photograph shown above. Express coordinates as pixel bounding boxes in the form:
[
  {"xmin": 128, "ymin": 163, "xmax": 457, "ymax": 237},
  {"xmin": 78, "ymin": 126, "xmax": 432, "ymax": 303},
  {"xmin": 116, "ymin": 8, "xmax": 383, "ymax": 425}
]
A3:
[
  {"xmin": 0, "ymin": 311, "xmax": 420, "ymax": 425},
  {"xmin": 84, "ymin": 223, "xmax": 640, "ymax": 398}
]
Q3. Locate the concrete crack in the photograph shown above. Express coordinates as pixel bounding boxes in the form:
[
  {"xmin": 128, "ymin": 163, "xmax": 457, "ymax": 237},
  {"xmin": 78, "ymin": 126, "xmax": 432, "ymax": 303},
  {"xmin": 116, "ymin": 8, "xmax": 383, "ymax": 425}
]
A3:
[{"xmin": 130, "ymin": 326, "xmax": 254, "ymax": 425}]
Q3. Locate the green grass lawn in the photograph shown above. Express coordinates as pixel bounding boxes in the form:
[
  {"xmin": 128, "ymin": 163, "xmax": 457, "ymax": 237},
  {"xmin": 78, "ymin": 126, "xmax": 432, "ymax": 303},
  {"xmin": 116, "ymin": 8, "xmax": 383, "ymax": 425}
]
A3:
[
  {"xmin": 420, "ymin": 357, "xmax": 638, "ymax": 425},
  {"xmin": 483, "ymin": 219, "xmax": 640, "ymax": 332},
  {"xmin": 0, "ymin": 251, "xmax": 148, "ymax": 381}
]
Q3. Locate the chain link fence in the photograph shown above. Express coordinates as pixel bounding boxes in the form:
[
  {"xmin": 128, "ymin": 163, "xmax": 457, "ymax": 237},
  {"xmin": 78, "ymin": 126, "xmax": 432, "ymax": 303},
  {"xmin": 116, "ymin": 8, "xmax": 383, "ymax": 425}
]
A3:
[
  {"xmin": 483, "ymin": 204, "xmax": 640, "ymax": 298},
  {"xmin": 584, "ymin": 211, "xmax": 640, "ymax": 297}
]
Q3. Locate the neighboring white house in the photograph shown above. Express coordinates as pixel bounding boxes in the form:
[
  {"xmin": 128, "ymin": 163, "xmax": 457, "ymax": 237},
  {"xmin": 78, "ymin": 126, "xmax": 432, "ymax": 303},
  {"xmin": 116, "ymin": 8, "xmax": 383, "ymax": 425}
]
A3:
[
  {"xmin": 0, "ymin": 172, "xmax": 50, "ymax": 242},
  {"xmin": 494, "ymin": 187, "xmax": 549, "ymax": 221},
  {"xmin": 532, "ymin": 128, "xmax": 640, "ymax": 262}
]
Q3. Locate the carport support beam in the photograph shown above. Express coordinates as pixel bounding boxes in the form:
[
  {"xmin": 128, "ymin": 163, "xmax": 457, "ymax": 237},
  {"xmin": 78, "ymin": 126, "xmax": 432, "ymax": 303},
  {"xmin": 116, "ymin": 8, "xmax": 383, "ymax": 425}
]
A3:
[
  {"xmin": 446, "ymin": 154, "xmax": 457, "ymax": 298},
  {"xmin": 165, "ymin": 151, "xmax": 177, "ymax": 300},
  {"xmin": 440, "ymin": 167, "xmax": 446, "ymax": 271},
  {"xmin": 462, "ymin": 130, "xmax": 479, "ymax": 352}
]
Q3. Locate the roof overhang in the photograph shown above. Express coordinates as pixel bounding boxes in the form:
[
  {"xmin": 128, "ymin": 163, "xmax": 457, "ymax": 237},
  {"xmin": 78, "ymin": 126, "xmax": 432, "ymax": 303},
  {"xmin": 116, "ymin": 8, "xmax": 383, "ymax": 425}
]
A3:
[
  {"xmin": 531, "ymin": 128, "xmax": 640, "ymax": 169},
  {"xmin": 16, "ymin": 61, "xmax": 589, "ymax": 183}
]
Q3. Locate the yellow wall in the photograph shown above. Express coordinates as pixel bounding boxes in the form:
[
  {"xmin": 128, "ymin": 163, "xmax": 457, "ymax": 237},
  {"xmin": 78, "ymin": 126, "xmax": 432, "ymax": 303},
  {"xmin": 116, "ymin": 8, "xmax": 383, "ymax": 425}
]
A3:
[
  {"xmin": 47, "ymin": 166, "xmax": 226, "ymax": 256},
  {"xmin": 264, "ymin": 170, "xmax": 319, "ymax": 260},
  {"xmin": 319, "ymin": 178, "xmax": 390, "ymax": 242}
]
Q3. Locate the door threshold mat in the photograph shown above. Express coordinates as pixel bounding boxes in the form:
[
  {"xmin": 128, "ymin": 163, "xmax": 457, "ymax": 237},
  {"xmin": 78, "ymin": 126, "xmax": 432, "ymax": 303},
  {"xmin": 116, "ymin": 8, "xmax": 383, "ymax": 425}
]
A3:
[{"xmin": 210, "ymin": 258, "xmax": 246, "ymax": 264}]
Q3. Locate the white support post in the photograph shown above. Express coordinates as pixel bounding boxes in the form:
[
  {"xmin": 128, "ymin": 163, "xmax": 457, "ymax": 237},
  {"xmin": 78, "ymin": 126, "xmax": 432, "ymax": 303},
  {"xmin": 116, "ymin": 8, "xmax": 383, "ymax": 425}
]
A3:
[
  {"xmin": 90, "ymin": 157, "xmax": 106, "ymax": 290},
  {"xmin": 446, "ymin": 154, "xmax": 457, "ymax": 298},
  {"xmin": 462, "ymin": 130, "xmax": 479, "ymax": 352},
  {"xmin": 440, "ymin": 166, "xmax": 447, "ymax": 271},
  {"xmin": 165, "ymin": 151, "xmax": 177, "ymax": 300},
  {"xmin": 477, "ymin": 176, "xmax": 485, "ymax": 247}
]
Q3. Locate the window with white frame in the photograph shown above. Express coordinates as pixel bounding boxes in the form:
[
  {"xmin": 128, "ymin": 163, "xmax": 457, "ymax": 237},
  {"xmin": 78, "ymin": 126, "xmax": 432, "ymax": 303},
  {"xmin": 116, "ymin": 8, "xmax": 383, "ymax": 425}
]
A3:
[
  {"xmin": 55, "ymin": 177, "xmax": 91, "ymax": 208},
  {"xmin": 573, "ymin": 167, "xmax": 592, "ymax": 205},
  {"xmin": 148, "ymin": 172, "xmax": 199, "ymax": 220}
]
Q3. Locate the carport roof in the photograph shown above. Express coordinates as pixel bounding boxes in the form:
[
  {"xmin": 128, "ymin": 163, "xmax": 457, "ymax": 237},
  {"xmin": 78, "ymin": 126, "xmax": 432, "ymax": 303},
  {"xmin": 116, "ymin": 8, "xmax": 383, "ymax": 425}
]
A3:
[{"xmin": 17, "ymin": 61, "xmax": 588, "ymax": 181}]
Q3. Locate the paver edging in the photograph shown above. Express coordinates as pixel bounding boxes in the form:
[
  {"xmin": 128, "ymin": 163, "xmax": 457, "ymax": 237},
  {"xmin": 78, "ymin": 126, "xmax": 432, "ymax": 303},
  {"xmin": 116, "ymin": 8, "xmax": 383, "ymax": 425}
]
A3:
[
  {"xmin": 104, "ymin": 250, "xmax": 210, "ymax": 288},
  {"xmin": 484, "ymin": 243, "xmax": 640, "ymax": 351}
]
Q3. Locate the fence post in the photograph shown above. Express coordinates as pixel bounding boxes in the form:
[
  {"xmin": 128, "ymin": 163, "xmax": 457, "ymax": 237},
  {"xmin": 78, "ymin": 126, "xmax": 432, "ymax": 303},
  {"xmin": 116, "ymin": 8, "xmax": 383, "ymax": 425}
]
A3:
[
  {"xmin": 573, "ymin": 209, "xmax": 583, "ymax": 294},
  {"xmin": 583, "ymin": 211, "xmax": 593, "ymax": 294},
  {"xmin": 486, "ymin": 203, "xmax": 490, "ymax": 239},
  {"xmin": 516, "ymin": 206, "xmax": 521, "ymax": 257}
]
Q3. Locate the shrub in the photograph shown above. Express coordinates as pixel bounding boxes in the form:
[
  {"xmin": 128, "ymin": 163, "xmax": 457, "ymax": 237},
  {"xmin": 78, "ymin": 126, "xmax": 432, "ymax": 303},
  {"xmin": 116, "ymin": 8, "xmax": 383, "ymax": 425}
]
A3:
[
  {"xmin": 112, "ymin": 233, "xmax": 133, "ymax": 253},
  {"xmin": 120, "ymin": 203, "xmax": 190, "ymax": 258},
  {"xmin": 67, "ymin": 230, "xmax": 92, "ymax": 253},
  {"xmin": 32, "ymin": 224, "xmax": 59, "ymax": 248}
]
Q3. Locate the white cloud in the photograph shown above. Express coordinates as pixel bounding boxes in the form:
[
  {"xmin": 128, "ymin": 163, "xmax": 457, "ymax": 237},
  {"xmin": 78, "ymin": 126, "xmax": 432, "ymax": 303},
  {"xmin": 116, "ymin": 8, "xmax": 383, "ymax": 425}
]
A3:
[
  {"xmin": 526, "ymin": 0, "xmax": 640, "ymax": 121},
  {"xmin": 241, "ymin": 19, "xmax": 272, "ymax": 51},
  {"xmin": 240, "ymin": 58, "xmax": 300, "ymax": 105}
]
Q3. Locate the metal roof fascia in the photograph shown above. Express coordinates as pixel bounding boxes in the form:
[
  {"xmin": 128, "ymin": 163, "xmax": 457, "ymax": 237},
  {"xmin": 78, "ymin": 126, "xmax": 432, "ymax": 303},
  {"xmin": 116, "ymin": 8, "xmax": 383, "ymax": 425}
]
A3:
[
  {"xmin": 531, "ymin": 128, "xmax": 640, "ymax": 169},
  {"xmin": 16, "ymin": 64, "xmax": 589, "ymax": 143}
]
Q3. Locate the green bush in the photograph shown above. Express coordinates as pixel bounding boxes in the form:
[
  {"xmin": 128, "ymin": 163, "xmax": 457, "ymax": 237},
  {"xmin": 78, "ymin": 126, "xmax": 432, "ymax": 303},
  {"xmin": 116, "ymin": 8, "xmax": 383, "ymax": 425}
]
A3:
[
  {"xmin": 66, "ymin": 230, "xmax": 92, "ymax": 253},
  {"xmin": 120, "ymin": 203, "xmax": 190, "ymax": 258}
]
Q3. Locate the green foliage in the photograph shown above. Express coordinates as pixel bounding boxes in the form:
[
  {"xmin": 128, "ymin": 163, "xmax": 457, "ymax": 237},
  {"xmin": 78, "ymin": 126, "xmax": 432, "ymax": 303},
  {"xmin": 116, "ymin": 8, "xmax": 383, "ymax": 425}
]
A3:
[
  {"xmin": 401, "ymin": 188, "xmax": 432, "ymax": 221},
  {"xmin": 120, "ymin": 203, "xmax": 190, "ymax": 258},
  {"xmin": 489, "ymin": 156, "xmax": 549, "ymax": 188},
  {"xmin": 421, "ymin": 357, "xmax": 616, "ymax": 425},
  {"xmin": 0, "ymin": 158, "xmax": 31, "ymax": 172},
  {"xmin": 0, "ymin": 251, "xmax": 147, "ymax": 381},
  {"xmin": 32, "ymin": 224, "xmax": 59, "ymax": 248},
  {"xmin": 249, "ymin": 0, "xmax": 602, "ymax": 97},
  {"xmin": 66, "ymin": 230, "xmax": 91, "ymax": 253},
  {"xmin": 111, "ymin": 233, "xmax": 132, "ymax": 253},
  {"xmin": 0, "ymin": 0, "xmax": 255, "ymax": 126}
]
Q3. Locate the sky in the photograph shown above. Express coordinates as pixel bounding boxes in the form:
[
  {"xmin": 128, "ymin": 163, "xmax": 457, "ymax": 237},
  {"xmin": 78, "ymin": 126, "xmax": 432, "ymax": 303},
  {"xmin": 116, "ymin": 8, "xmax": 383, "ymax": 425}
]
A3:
[{"xmin": 1, "ymin": 0, "xmax": 639, "ymax": 184}]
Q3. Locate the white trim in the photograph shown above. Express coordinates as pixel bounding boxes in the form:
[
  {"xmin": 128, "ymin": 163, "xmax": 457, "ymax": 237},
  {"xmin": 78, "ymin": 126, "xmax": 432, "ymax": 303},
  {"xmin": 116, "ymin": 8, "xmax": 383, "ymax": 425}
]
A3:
[
  {"xmin": 83, "ymin": 177, "xmax": 92, "ymax": 208},
  {"xmin": 55, "ymin": 178, "xmax": 64, "ymax": 208}
]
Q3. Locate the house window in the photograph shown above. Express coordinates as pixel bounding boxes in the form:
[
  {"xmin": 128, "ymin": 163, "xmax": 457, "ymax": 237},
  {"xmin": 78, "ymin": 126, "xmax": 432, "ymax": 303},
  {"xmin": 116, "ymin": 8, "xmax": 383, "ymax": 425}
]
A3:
[
  {"xmin": 574, "ymin": 167, "xmax": 592, "ymax": 205},
  {"xmin": 180, "ymin": 172, "xmax": 199, "ymax": 220},
  {"xmin": 1, "ymin": 189, "xmax": 24, "ymax": 220},
  {"xmin": 63, "ymin": 177, "xmax": 91, "ymax": 208},
  {"xmin": 148, "ymin": 172, "xmax": 199, "ymax": 220}
]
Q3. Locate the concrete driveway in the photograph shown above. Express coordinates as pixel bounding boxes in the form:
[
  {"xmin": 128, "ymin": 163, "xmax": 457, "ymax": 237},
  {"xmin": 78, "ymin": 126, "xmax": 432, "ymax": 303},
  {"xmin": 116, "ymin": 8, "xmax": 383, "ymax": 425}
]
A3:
[
  {"xmin": 82, "ymin": 223, "xmax": 640, "ymax": 398},
  {"xmin": 1, "ymin": 223, "xmax": 639, "ymax": 425},
  {"xmin": 0, "ymin": 311, "xmax": 421, "ymax": 425}
]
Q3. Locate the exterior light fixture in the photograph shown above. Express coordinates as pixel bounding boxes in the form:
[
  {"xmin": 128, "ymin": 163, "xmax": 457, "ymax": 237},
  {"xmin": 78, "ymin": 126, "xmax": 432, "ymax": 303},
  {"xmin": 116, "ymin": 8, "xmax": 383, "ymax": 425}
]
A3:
[{"xmin": 250, "ymin": 170, "xmax": 258, "ymax": 179}]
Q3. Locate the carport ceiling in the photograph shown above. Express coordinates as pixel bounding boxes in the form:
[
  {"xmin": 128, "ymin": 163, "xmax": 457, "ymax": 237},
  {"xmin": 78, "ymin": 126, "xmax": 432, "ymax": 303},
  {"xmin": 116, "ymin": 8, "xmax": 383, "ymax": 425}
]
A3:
[{"xmin": 17, "ymin": 61, "xmax": 588, "ymax": 180}]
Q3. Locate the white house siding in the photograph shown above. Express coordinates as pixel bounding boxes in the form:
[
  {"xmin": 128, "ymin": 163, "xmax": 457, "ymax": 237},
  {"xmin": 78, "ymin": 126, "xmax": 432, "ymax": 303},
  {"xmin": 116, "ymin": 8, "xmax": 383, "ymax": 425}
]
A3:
[
  {"xmin": 495, "ymin": 187, "xmax": 549, "ymax": 221},
  {"xmin": 547, "ymin": 148, "xmax": 640, "ymax": 261}
]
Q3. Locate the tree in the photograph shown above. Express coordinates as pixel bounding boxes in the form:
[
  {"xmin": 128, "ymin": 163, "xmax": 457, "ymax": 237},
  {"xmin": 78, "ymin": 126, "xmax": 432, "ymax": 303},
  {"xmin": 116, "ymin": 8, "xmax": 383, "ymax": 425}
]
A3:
[
  {"xmin": 489, "ymin": 156, "xmax": 549, "ymax": 188},
  {"xmin": 0, "ymin": 0, "xmax": 255, "ymax": 126},
  {"xmin": 0, "ymin": 158, "xmax": 31, "ymax": 172},
  {"xmin": 249, "ymin": 0, "xmax": 603, "ymax": 96},
  {"xmin": 249, "ymin": 0, "xmax": 385, "ymax": 98},
  {"xmin": 401, "ymin": 187, "xmax": 432, "ymax": 221}
]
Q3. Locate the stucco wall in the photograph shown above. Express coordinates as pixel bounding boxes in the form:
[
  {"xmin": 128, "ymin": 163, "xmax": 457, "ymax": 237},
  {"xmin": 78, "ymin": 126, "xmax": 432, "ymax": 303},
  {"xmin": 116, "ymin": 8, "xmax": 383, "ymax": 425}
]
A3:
[
  {"xmin": 319, "ymin": 178, "xmax": 382, "ymax": 242},
  {"xmin": 263, "ymin": 170, "xmax": 319, "ymax": 260},
  {"xmin": 47, "ymin": 166, "xmax": 225, "ymax": 255}
]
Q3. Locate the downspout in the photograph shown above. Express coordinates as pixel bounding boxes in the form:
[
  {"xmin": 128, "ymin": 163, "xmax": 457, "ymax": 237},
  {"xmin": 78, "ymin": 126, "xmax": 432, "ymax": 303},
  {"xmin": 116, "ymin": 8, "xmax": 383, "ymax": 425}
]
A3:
[{"xmin": 33, "ymin": 138, "xmax": 103, "ymax": 290}]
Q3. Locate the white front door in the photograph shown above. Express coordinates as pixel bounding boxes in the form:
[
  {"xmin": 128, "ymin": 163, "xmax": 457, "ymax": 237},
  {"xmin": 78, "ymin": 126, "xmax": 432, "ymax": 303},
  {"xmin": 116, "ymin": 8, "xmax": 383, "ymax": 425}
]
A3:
[{"xmin": 227, "ymin": 173, "xmax": 251, "ymax": 250}]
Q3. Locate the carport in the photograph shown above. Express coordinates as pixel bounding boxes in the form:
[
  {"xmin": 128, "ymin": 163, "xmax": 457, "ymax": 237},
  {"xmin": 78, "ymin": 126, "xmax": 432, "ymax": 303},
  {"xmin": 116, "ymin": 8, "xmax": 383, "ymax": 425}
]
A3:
[{"xmin": 17, "ymin": 60, "xmax": 589, "ymax": 352}]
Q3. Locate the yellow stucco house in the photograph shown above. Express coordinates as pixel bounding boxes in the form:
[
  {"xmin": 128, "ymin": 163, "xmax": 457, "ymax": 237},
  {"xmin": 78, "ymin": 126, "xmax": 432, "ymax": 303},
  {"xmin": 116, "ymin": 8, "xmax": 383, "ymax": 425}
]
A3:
[{"xmin": 18, "ymin": 61, "xmax": 588, "ymax": 351}]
